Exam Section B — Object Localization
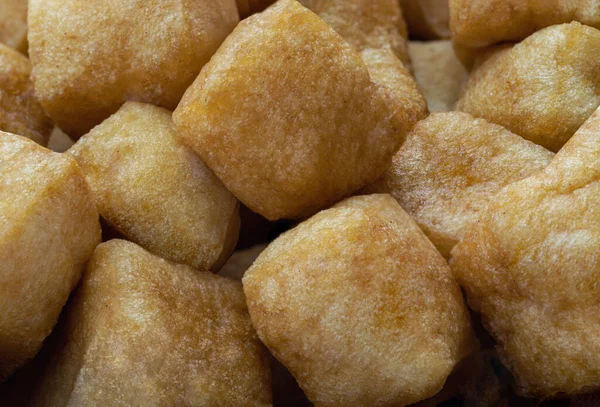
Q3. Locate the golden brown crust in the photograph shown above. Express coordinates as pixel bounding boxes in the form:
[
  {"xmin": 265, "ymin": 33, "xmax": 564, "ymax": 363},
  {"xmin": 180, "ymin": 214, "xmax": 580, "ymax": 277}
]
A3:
[
  {"xmin": 450, "ymin": 0, "xmax": 600, "ymax": 49},
  {"xmin": 69, "ymin": 102, "xmax": 239, "ymax": 272},
  {"xmin": 364, "ymin": 112, "xmax": 553, "ymax": 258},
  {"xmin": 299, "ymin": 0, "xmax": 411, "ymax": 67},
  {"xmin": 451, "ymin": 107, "xmax": 600, "ymax": 397},
  {"xmin": 174, "ymin": 0, "xmax": 423, "ymax": 221},
  {"xmin": 0, "ymin": 133, "xmax": 101, "ymax": 380},
  {"xmin": 409, "ymin": 40, "xmax": 468, "ymax": 112},
  {"xmin": 0, "ymin": 44, "xmax": 52, "ymax": 146},
  {"xmin": 400, "ymin": 0, "xmax": 450, "ymax": 40},
  {"xmin": 243, "ymin": 194, "xmax": 476, "ymax": 406},
  {"xmin": 0, "ymin": 0, "xmax": 28, "ymax": 53},
  {"xmin": 28, "ymin": 0, "xmax": 239, "ymax": 138},
  {"xmin": 457, "ymin": 22, "xmax": 600, "ymax": 152},
  {"xmin": 32, "ymin": 240, "xmax": 272, "ymax": 406}
]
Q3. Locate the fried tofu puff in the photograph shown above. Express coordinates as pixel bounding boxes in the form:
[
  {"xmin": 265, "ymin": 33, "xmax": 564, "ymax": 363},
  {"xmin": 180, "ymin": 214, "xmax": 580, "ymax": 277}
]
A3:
[
  {"xmin": 450, "ymin": 0, "xmax": 600, "ymax": 49},
  {"xmin": 451, "ymin": 107, "xmax": 600, "ymax": 398},
  {"xmin": 0, "ymin": 44, "xmax": 52, "ymax": 146},
  {"xmin": 409, "ymin": 40, "xmax": 468, "ymax": 112},
  {"xmin": 69, "ymin": 102, "xmax": 239, "ymax": 272},
  {"xmin": 0, "ymin": 0, "xmax": 27, "ymax": 53},
  {"xmin": 298, "ymin": 0, "xmax": 411, "ymax": 67},
  {"xmin": 364, "ymin": 112, "xmax": 553, "ymax": 258},
  {"xmin": 31, "ymin": 240, "xmax": 272, "ymax": 407},
  {"xmin": 27, "ymin": 0, "xmax": 239, "ymax": 139},
  {"xmin": 174, "ymin": 0, "xmax": 425, "ymax": 221},
  {"xmin": 243, "ymin": 194, "xmax": 476, "ymax": 407},
  {"xmin": 400, "ymin": 0, "xmax": 450, "ymax": 40},
  {"xmin": 0, "ymin": 133, "xmax": 100, "ymax": 380},
  {"xmin": 456, "ymin": 22, "xmax": 600, "ymax": 152}
]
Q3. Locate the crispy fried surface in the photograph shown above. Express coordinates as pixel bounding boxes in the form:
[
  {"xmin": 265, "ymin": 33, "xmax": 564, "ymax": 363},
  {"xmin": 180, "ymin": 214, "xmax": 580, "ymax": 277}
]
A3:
[
  {"xmin": 174, "ymin": 0, "xmax": 422, "ymax": 221},
  {"xmin": 299, "ymin": 0, "xmax": 410, "ymax": 67},
  {"xmin": 400, "ymin": 0, "xmax": 450, "ymax": 40},
  {"xmin": 0, "ymin": 44, "xmax": 52, "ymax": 146},
  {"xmin": 457, "ymin": 22, "xmax": 600, "ymax": 152},
  {"xmin": 32, "ymin": 240, "xmax": 272, "ymax": 406},
  {"xmin": 28, "ymin": 0, "xmax": 239, "ymax": 138},
  {"xmin": 0, "ymin": 0, "xmax": 27, "ymax": 53},
  {"xmin": 69, "ymin": 102, "xmax": 239, "ymax": 271},
  {"xmin": 450, "ymin": 0, "xmax": 600, "ymax": 49},
  {"xmin": 243, "ymin": 194, "xmax": 476, "ymax": 407},
  {"xmin": 364, "ymin": 112, "xmax": 553, "ymax": 258},
  {"xmin": 0, "ymin": 133, "xmax": 100, "ymax": 380},
  {"xmin": 451, "ymin": 107, "xmax": 600, "ymax": 397},
  {"xmin": 409, "ymin": 40, "xmax": 468, "ymax": 112}
]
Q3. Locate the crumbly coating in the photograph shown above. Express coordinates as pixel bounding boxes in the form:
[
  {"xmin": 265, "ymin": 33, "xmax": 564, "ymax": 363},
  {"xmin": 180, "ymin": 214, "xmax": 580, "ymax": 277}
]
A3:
[
  {"xmin": 0, "ymin": 0, "xmax": 27, "ymax": 53},
  {"xmin": 364, "ymin": 112, "xmax": 553, "ymax": 258},
  {"xmin": 174, "ymin": 0, "xmax": 424, "ymax": 221},
  {"xmin": 456, "ymin": 22, "xmax": 600, "ymax": 152},
  {"xmin": 409, "ymin": 40, "xmax": 468, "ymax": 112},
  {"xmin": 243, "ymin": 194, "xmax": 476, "ymax": 407},
  {"xmin": 69, "ymin": 102, "xmax": 239, "ymax": 271},
  {"xmin": 32, "ymin": 240, "xmax": 272, "ymax": 406},
  {"xmin": 450, "ymin": 0, "xmax": 600, "ymax": 49},
  {"xmin": 28, "ymin": 0, "xmax": 239, "ymax": 138},
  {"xmin": 299, "ymin": 0, "xmax": 410, "ymax": 67},
  {"xmin": 0, "ymin": 133, "xmax": 100, "ymax": 380},
  {"xmin": 451, "ymin": 107, "xmax": 600, "ymax": 398},
  {"xmin": 400, "ymin": 0, "xmax": 450, "ymax": 40},
  {"xmin": 0, "ymin": 44, "xmax": 52, "ymax": 146}
]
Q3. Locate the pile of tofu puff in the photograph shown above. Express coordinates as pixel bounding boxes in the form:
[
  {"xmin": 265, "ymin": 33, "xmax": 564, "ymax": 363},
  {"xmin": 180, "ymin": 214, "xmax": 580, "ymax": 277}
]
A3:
[{"xmin": 2, "ymin": 0, "xmax": 600, "ymax": 406}]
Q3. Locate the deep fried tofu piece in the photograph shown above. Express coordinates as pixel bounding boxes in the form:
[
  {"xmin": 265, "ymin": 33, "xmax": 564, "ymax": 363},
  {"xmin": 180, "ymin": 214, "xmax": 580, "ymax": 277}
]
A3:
[
  {"xmin": 456, "ymin": 22, "xmax": 600, "ymax": 152},
  {"xmin": 174, "ymin": 0, "xmax": 424, "ymax": 221},
  {"xmin": 400, "ymin": 0, "xmax": 450, "ymax": 40},
  {"xmin": 69, "ymin": 102, "xmax": 239, "ymax": 272},
  {"xmin": 0, "ymin": 0, "xmax": 27, "ymax": 53},
  {"xmin": 299, "ymin": 0, "xmax": 411, "ymax": 67},
  {"xmin": 451, "ymin": 106, "xmax": 600, "ymax": 398},
  {"xmin": 31, "ymin": 240, "xmax": 272, "ymax": 406},
  {"xmin": 0, "ymin": 133, "xmax": 100, "ymax": 380},
  {"xmin": 364, "ymin": 112, "xmax": 553, "ymax": 258},
  {"xmin": 0, "ymin": 44, "xmax": 52, "ymax": 146},
  {"xmin": 450, "ymin": 0, "xmax": 600, "ymax": 49},
  {"xmin": 243, "ymin": 194, "xmax": 476, "ymax": 407},
  {"xmin": 28, "ymin": 0, "xmax": 239, "ymax": 138},
  {"xmin": 409, "ymin": 40, "xmax": 468, "ymax": 112}
]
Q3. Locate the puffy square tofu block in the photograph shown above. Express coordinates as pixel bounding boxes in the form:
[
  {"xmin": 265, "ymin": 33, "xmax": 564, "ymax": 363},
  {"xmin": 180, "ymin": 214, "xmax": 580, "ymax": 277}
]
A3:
[
  {"xmin": 409, "ymin": 40, "xmax": 469, "ymax": 112},
  {"xmin": 450, "ymin": 0, "xmax": 600, "ymax": 49},
  {"xmin": 299, "ymin": 0, "xmax": 411, "ymax": 67},
  {"xmin": 400, "ymin": 0, "xmax": 450, "ymax": 40},
  {"xmin": 243, "ymin": 194, "xmax": 476, "ymax": 406},
  {"xmin": 174, "ymin": 0, "xmax": 425, "ymax": 221},
  {"xmin": 69, "ymin": 102, "xmax": 239, "ymax": 272},
  {"xmin": 0, "ymin": 133, "xmax": 100, "ymax": 380},
  {"xmin": 32, "ymin": 240, "xmax": 272, "ymax": 406},
  {"xmin": 0, "ymin": 44, "xmax": 52, "ymax": 146},
  {"xmin": 456, "ymin": 22, "xmax": 600, "ymax": 152},
  {"xmin": 28, "ymin": 0, "xmax": 239, "ymax": 138},
  {"xmin": 0, "ymin": 0, "xmax": 27, "ymax": 53},
  {"xmin": 364, "ymin": 112, "xmax": 554, "ymax": 258},
  {"xmin": 451, "ymin": 107, "xmax": 600, "ymax": 398}
]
